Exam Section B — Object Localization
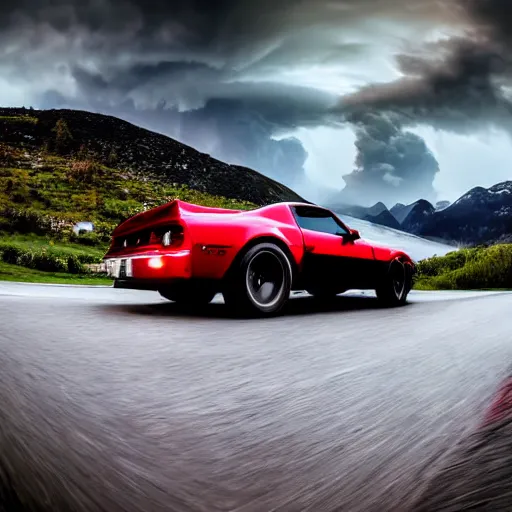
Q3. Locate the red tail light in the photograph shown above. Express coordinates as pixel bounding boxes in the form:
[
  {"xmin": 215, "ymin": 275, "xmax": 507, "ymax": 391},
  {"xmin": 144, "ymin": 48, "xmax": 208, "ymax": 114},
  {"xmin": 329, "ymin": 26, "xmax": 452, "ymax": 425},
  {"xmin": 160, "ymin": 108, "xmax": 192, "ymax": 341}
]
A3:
[
  {"xmin": 110, "ymin": 223, "xmax": 185, "ymax": 251},
  {"xmin": 155, "ymin": 224, "xmax": 184, "ymax": 248}
]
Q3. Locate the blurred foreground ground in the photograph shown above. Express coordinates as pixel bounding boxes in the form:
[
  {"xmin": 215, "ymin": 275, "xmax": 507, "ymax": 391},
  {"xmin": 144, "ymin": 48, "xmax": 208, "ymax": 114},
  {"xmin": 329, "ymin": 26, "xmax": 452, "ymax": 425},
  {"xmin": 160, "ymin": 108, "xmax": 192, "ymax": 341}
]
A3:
[{"xmin": 1, "ymin": 283, "xmax": 512, "ymax": 511}]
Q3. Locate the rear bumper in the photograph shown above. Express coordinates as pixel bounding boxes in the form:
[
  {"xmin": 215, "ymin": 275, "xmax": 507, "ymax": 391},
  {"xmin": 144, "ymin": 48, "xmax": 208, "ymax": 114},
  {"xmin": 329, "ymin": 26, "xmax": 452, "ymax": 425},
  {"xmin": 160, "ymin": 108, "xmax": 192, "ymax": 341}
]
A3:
[{"xmin": 104, "ymin": 250, "xmax": 192, "ymax": 283}]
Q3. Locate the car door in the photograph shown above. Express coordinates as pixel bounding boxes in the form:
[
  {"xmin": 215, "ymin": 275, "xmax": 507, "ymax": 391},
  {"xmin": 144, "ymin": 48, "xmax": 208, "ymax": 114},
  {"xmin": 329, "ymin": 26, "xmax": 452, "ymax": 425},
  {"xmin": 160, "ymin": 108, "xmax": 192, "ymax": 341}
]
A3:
[{"xmin": 292, "ymin": 205, "xmax": 375, "ymax": 288}]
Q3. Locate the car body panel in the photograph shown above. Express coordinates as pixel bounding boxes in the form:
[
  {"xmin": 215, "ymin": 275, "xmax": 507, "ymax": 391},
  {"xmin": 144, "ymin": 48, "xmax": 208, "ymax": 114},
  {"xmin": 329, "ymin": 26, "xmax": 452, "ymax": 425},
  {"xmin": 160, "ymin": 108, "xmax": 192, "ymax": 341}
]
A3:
[
  {"xmin": 183, "ymin": 205, "xmax": 305, "ymax": 279},
  {"xmin": 370, "ymin": 243, "xmax": 411, "ymax": 262},
  {"xmin": 297, "ymin": 228, "xmax": 377, "ymax": 289},
  {"xmin": 103, "ymin": 199, "xmax": 415, "ymax": 291}
]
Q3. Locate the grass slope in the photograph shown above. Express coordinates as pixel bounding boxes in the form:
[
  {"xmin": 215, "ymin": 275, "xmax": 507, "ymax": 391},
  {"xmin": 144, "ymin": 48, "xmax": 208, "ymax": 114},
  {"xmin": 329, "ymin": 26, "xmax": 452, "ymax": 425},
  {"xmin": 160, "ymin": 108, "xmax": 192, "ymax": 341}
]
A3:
[
  {"xmin": 0, "ymin": 261, "xmax": 112, "ymax": 285},
  {"xmin": 414, "ymin": 244, "xmax": 512, "ymax": 291},
  {"xmin": 2, "ymin": 234, "xmax": 106, "ymax": 257},
  {"xmin": 0, "ymin": 143, "xmax": 256, "ymax": 244},
  {"xmin": 0, "ymin": 107, "xmax": 305, "ymax": 205}
]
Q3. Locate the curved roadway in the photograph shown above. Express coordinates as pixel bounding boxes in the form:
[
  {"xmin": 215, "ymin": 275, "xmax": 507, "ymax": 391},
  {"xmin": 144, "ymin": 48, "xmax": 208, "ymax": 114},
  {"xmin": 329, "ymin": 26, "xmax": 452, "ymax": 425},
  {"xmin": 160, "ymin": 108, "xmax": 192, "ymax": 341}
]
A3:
[{"xmin": 1, "ymin": 282, "xmax": 512, "ymax": 511}]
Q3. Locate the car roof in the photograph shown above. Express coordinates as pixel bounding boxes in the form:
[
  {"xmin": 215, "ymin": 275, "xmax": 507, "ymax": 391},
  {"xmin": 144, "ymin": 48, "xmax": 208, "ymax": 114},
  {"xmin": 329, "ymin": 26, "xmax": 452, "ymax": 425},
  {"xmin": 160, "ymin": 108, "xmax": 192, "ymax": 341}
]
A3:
[
  {"xmin": 176, "ymin": 200, "xmax": 332, "ymax": 216},
  {"xmin": 258, "ymin": 201, "xmax": 330, "ymax": 211}
]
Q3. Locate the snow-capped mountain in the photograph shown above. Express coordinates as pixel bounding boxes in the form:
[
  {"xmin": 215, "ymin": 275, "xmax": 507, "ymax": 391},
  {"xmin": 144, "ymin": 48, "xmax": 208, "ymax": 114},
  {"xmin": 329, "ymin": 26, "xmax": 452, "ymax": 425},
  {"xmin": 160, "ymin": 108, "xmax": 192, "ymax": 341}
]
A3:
[
  {"xmin": 417, "ymin": 182, "xmax": 512, "ymax": 245},
  {"xmin": 328, "ymin": 182, "xmax": 512, "ymax": 247}
]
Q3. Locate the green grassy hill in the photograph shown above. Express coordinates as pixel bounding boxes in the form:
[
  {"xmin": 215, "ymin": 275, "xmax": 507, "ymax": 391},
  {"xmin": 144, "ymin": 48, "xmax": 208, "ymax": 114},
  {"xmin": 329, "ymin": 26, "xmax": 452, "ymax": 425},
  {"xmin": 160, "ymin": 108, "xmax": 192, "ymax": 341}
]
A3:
[
  {"xmin": 0, "ymin": 109, "xmax": 264, "ymax": 283},
  {"xmin": 0, "ymin": 107, "xmax": 305, "ymax": 205},
  {"xmin": 0, "ymin": 142, "xmax": 256, "ymax": 242}
]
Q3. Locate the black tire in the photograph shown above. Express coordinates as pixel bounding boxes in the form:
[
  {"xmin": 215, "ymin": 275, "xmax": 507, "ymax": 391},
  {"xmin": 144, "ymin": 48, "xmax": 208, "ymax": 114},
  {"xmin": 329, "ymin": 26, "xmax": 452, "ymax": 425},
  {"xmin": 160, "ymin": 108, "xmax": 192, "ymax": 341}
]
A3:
[
  {"xmin": 375, "ymin": 258, "xmax": 411, "ymax": 307},
  {"xmin": 159, "ymin": 284, "xmax": 216, "ymax": 306},
  {"xmin": 222, "ymin": 242, "xmax": 292, "ymax": 316}
]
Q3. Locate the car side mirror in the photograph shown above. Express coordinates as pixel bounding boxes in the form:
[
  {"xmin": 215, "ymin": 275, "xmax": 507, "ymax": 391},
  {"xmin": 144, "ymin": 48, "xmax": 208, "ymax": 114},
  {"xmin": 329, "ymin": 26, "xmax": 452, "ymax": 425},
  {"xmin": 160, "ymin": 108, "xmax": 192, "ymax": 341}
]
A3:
[
  {"xmin": 350, "ymin": 229, "xmax": 360, "ymax": 240},
  {"xmin": 342, "ymin": 229, "xmax": 360, "ymax": 243}
]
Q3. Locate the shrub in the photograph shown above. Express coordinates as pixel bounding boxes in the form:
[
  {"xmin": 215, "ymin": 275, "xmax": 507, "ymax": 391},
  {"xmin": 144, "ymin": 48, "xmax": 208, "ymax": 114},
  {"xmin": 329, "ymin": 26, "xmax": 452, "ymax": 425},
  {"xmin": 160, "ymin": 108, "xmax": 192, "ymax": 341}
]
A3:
[
  {"xmin": 69, "ymin": 231, "xmax": 107, "ymax": 247},
  {"xmin": 32, "ymin": 252, "xmax": 68, "ymax": 273},
  {"xmin": 102, "ymin": 198, "xmax": 142, "ymax": 222},
  {"xmin": 107, "ymin": 148, "xmax": 118, "ymax": 167},
  {"xmin": 0, "ymin": 208, "xmax": 53, "ymax": 235},
  {"xmin": 415, "ymin": 244, "xmax": 512, "ymax": 290},
  {"xmin": 69, "ymin": 159, "xmax": 103, "ymax": 183},
  {"xmin": 0, "ymin": 242, "xmax": 101, "ymax": 274},
  {"xmin": 66, "ymin": 254, "xmax": 86, "ymax": 274},
  {"xmin": 416, "ymin": 248, "xmax": 477, "ymax": 277},
  {"xmin": 0, "ymin": 246, "xmax": 67, "ymax": 272},
  {"xmin": 0, "ymin": 146, "xmax": 16, "ymax": 166},
  {"xmin": 0, "ymin": 246, "xmax": 23, "ymax": 265}
]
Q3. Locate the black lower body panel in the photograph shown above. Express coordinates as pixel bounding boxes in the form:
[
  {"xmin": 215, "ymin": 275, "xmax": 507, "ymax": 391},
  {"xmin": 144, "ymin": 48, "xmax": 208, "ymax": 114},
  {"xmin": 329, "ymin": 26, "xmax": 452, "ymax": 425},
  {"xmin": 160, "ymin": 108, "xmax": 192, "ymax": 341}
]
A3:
[
  {"xmin": 299, "ymin": 254, "xmax": 389, "ymax": 290},
  {"xmin": 113, "ymin": 277, "xmax": 219, "ymax": 292},
  {"xmin": 113, "ymin": 278, "xmax": 180, "ymax": 291}
]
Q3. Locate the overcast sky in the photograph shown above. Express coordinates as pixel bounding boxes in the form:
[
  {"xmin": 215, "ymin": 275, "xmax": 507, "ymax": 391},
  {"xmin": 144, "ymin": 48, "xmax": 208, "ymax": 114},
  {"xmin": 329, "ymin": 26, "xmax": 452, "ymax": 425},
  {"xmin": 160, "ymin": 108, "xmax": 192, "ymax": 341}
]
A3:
[{"xmin": 2, "ymin": 0, "xmax": 512, "ymax": 206}]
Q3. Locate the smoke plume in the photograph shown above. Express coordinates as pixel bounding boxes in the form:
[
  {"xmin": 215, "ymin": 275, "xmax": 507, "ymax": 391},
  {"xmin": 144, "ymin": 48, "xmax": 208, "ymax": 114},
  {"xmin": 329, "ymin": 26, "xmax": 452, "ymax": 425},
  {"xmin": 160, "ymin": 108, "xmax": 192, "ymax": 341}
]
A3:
[{"xmin": 337, "ymin": 111, "xmax": 439, "ymax": 207}]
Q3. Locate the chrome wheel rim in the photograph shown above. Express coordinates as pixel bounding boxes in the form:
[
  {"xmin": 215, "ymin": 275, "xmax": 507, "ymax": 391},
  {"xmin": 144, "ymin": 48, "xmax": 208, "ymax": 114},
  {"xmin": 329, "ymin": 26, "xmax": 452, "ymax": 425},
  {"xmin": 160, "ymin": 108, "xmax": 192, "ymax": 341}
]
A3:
[{"xmin": 246, "ymin": 251, "xmax": 286, "ymax": 308}]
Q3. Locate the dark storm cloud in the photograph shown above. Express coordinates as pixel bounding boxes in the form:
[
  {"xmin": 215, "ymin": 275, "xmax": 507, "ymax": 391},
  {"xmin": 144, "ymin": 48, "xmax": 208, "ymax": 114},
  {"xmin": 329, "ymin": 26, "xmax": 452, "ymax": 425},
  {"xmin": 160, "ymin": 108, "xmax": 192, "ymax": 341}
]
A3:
[
  {"xmin": 73, "ymin": 62, "xmax": 219, "ymax": 93},
  {"xmin": 1, "ymin": 0, "xmax": 500, "ymax": 203},
  {"xmin": 69, "ymin": 64, "xmax": 340, "ymax": 130},
  {"xmin": 1, "ymin": 0, "xmax": 451, "ymax": 44},
  {"xmin": 340, "ymin": 0, "xmax": 512, "ymax": 133},
  {"xmin": 63, "ymin": 63, "xmax": 339, "ymax": 187},
  {"xmin": 4, "ymin": 0, "xmax": 384, "ymax": 189},
  {"xmin": 178, "ymin": 99, "xmax": 310, "ymax": 186},
  {"xmin": 328, "ymin": 0, "xmax": 512, "ymax": 205},
  {"xmin": 2, "ymin": 0, "xmax": 455, "ymax": 103}
]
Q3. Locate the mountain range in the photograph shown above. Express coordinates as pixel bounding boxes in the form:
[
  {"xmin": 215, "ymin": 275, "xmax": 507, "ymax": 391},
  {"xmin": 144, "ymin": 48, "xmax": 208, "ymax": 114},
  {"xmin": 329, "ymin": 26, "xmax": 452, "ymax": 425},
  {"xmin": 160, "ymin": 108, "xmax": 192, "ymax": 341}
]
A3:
[
  {"xmin": 2, "ymin": 106, "xmax": 510, "ymax": 248},
  {"xmin": 326, "ymin": 182, "xmax": 512, "ymax": 246}
]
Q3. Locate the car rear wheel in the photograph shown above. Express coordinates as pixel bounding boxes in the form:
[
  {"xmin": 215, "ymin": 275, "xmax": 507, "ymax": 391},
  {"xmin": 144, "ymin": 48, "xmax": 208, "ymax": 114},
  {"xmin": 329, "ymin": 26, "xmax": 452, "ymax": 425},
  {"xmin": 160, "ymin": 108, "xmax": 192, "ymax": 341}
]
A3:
[
  {"xmin": 223, "ymin": 243, "xmax": 292, "ymax": 316},
  {"xmin": 375, "ymin": 258, "xmax": 410, "ymax": 307},
  {"xmin": 159, "ymin": 284, "xmax": 216, "ymax": 306}
]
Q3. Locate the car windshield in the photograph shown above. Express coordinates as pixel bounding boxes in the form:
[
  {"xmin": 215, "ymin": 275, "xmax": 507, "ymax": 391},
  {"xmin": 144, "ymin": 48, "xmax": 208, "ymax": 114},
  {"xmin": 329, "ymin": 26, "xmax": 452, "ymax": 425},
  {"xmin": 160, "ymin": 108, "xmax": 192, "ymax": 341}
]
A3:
[{"xmin": 293, "ymin": 206, "xmax": 349, "ymax": 236}]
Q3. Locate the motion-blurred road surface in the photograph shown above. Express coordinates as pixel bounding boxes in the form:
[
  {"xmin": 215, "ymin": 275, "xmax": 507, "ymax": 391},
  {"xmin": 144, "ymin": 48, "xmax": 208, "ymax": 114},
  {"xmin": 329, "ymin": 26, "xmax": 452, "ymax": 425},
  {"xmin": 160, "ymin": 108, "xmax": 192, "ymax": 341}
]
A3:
[{"xmin": 1, "ymin": 282, "xmax": 512, "ymax": 511}]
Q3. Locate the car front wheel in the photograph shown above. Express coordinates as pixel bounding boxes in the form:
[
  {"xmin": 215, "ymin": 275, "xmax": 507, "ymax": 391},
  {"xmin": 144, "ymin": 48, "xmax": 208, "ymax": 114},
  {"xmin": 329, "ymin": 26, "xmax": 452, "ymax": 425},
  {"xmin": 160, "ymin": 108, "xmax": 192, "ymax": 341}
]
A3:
[
  {"xmin": 223, "ymin": 242, "xmax": 293, "ymax": 316},
  {"xmin": 375, "ymin": 258, "xmax": 411, "ymax": 307}
]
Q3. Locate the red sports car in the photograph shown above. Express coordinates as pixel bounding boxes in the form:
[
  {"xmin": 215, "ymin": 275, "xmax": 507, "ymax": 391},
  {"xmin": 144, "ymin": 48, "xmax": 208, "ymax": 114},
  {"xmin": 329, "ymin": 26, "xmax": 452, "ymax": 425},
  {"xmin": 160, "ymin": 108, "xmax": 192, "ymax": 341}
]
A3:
[{"xmin": 104, "ymin": 200, "xmax": 415, "ymax": 316}]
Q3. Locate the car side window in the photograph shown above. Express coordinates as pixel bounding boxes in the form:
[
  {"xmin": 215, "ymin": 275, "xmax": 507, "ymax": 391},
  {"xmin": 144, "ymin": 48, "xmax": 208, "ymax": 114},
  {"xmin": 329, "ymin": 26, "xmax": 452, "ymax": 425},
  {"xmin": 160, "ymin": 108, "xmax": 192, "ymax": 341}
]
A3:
[{"xmin": 293, "ymin": 206, "xmax": 349, "ymax": 236}]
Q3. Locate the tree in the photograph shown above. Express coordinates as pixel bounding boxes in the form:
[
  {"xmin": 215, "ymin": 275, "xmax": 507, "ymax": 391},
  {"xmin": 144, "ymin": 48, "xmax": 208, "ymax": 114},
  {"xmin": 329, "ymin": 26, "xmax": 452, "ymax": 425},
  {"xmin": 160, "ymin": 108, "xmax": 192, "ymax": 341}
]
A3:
[
  {"xmin": 107, "ymin": 148, "xmax": 118, "ymax": 167},
  {"xmin": 52, "ymin": 118, "xmax": 73, "ymax": 154},
  {"xmin": 40, "ymin": 141, "xmax": 49, "ymax": 157}
]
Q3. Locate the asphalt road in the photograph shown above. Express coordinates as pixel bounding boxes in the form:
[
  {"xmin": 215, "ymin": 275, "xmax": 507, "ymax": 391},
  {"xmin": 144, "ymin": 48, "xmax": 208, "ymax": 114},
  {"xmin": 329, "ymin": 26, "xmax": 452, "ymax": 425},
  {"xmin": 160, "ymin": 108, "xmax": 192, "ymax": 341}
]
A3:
[{"xmin": 1, "ymin": 282, "xmax": 512, "ymax": 511}]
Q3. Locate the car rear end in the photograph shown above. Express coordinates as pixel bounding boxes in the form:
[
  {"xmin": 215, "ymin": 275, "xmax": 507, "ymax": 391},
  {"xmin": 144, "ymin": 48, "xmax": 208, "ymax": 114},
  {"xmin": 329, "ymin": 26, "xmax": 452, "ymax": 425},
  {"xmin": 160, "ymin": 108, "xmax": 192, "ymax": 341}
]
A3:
[{"xmin": 103, "ymin": 200, "xmax": 192, "ymax": 290}]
